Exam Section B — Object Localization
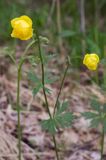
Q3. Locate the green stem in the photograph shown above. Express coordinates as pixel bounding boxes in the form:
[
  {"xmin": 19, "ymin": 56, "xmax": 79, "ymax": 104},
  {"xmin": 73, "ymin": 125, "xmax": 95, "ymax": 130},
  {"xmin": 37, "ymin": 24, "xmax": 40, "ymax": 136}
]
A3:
[
  {"xmin": 35, "ymin": 30, "xmax": 51, "ymax": 118},
  {"xmin": 53, "ymin": 63, "xmax": 69, "ymax": 116},
  {"xmin": 95, "ymin": 68, "xmax": 99, "ymax": 85},
  {"xmin": 53, "ymin": 135, "xmax": 59, "ymax": 160},
  {"xmin": 23, "ymin": 39, "xmax": 36, "ymax": 56},
  {"xmin": 35, "ymin": 29, "xmax": 59, "ymax": 160},
  {"xmin": 100, "ymin": 125, "xmax": 105, "ymax": 160},
  {"xmin": 103, "ymin": 47, "xmax": 106, "ymax": 88},
  {"xmin": 17, "ymin": 58, "xmax": 25, "ymax": 160}
]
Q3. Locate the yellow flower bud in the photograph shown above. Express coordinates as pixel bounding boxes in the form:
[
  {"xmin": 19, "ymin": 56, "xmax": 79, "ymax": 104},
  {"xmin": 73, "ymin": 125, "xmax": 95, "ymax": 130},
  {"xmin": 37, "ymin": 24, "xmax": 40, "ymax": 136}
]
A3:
[
  {"xmin": 11, "ymin": 15, "xmax": 33, "ymax": 40},
  {"xmin": 83, "ymin": 53, "xmax": 99, "ymax": 70}
]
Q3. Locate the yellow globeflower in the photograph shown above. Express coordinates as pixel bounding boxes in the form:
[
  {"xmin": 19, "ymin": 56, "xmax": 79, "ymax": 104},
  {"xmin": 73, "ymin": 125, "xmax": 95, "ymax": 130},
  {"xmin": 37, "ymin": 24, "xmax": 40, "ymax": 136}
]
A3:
[
  {"xmin": 83, "ymin": 53, "xmax": 99, "ymax": 70},
  {"xmin": 11, "ymin": 15, "xmax": 33, "ymax": 40}
]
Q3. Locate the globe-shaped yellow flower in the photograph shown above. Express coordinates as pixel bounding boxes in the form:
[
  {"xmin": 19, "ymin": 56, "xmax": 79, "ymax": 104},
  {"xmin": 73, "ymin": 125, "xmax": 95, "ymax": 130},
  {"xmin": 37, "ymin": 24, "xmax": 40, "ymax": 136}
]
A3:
[
  {"xmin": 11, "ymin": 15, "xmax": 33, "ymax": 40},
  {"xmin": 83, "ymin": 53, "xmax": 99, "ymax": 70}
]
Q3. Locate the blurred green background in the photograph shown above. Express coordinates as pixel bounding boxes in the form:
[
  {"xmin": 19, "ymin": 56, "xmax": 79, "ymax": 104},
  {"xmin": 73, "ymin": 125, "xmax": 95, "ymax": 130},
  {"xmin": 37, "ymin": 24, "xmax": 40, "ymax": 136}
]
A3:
[{"xmin": 0, "ymin": 0, "xmax": 106, "ymax": 67}]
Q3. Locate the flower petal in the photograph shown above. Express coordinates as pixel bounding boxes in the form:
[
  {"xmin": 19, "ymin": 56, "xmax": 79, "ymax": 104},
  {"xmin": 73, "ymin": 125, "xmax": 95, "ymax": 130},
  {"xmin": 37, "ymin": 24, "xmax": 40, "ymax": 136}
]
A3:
[
  {"xmin": 11, "ymin": 17, "xmax": 20, "ymax": 28},
  {"xmin": 83, "ymin": 54, "xmax": 90, "ymax": 65},
  {"xmin": 20, "ymin": 15, "xmax": 32, "ymax": 27}
]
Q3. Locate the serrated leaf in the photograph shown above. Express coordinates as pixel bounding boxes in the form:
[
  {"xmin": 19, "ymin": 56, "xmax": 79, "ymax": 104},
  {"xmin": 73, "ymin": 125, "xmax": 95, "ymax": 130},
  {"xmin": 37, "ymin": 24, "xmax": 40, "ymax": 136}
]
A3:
[
  {"xmin": 91, "ymin": 99, "xmax": 101, "ymax": 111},
  {"xmin": 32, "ymin": 83, "xmax": 42, "ymax": 95},
  {"xmin": 55, "ymin": 112, "xmax": 74, "ymax": 128},
  {"xmin": 41, "ymin": 118, "xmax": 56, "ymax": 134},
  {"xmin": 56, "ymin": 101, "xmax": 69, "ymax": 115},
  {"xmin": 28, "ymin": 71, "xmax": 39, "ymax": 83},
  {"xmin": 45, "ymin": 77, "xmax": 57, "ymax": 84},
  {"xmin": 82, "ymin": 112, "xmax": 98, "ymax": 119},
  {"xmin": 44, "ymin": 87, "xmax": 52, "ymax": 94},
  {"xmin": 44, "ymin": 73, "xmax": 57, "ymax": 84}
]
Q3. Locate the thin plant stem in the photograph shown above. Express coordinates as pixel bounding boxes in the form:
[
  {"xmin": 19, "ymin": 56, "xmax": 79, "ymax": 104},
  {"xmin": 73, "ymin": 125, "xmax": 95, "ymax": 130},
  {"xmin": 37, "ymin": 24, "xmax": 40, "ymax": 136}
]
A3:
[
  {"xmin": 52, "ymin": 135, "xmax": 59, "ymax": 160},
  {"xmin": 17, "ymin": 58, "xmax": 25, "ymax": 160},
  {"xmin": 23, "ymin": 39, "xmax": 36, "ymax": 56},
  {"xmin": 35, "ymin": 30, "xmax": 51, "ymax": 118},
  {"xmin": 35, "ymin": 29, "xmax": 59, "ymax": 160},
  {"xmin": 100, "ymin": 125, "xmax": 105, "ymax": 160},
  {"xmin": 95, "ymin": 68, "xmax": 99, "ymax": 85},
  {"xmin": 53, "ymin": 63, "xmax": 69, "ymax": 116},
  {"xmin": 103, "ymin": 47, "xmax": 106, "ymax": 87}
]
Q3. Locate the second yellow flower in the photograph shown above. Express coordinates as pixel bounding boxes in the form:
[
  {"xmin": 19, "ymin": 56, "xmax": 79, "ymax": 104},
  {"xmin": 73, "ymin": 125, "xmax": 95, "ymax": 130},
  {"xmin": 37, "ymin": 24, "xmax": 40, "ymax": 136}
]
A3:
[{"xmin": 83, "ymin": 53, "xmax": 99, "ymax": 70}]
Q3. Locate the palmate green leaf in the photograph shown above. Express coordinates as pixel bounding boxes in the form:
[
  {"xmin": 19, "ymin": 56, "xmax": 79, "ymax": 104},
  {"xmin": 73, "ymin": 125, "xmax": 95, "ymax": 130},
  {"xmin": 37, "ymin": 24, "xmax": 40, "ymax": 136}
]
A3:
[
  {"xmin": 82, "ymin": 112, "xmax": 98, "ymax": 119},
  {"xmin": 41, "ymin": 99, "xmax": 75, "ymax": 133},
  {"xmin": 44, "ymin": 87, "xmax": 52, "ymax": 94},
  {"xmin": 27, "ymin": 71, "xmax": 40, "ymax": 83},
  {"xmin": 56, "ymin": 101, "xmax": 69, "ymax": 115},
  {"xmin": 91, "ymin": 99, "xmax": 101, "ymax": 112},
  {"xmin": 54, "ymin": 112, "xmax": 74, "ymax": 128},
  {"xmin": 32, "ymin": 83, "xmax": 42, "ymax": 95},
  {"xmin": 41, "ymin": 113, "xmax": 74, "ymax": 134},
  {"xmin": 41, "ymin": 109, "xmax": 74, "ymax": 133},
  {"xmin": 82, "ymin": 111, "xmax": 101, "ymax": 129},
  {"xmin": 54, "ymin": 100, "xmax": 75, "ymax": 129},
  {"xmin": 44, "ymin": 73, "xmax": 57, "ymax": 84},
  {"xmin": 44, "ymin": 77, "xmax": 57, "ymax": 84},
  {"xmin": 41, "ymin": 118, "xmax": 56, "ymax": 134}
]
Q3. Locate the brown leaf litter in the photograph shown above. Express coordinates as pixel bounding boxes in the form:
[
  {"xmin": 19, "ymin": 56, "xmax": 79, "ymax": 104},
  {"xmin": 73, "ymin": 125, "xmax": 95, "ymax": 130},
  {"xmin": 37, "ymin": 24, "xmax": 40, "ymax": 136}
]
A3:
[{"xmin": 0, "ymin": 57, "xmax": 106, "ymax": 159}]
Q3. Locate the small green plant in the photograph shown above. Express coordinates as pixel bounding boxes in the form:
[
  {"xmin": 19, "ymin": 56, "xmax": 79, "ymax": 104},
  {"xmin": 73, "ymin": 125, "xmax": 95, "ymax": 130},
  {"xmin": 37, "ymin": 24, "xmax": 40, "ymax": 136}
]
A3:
[
  {"xmin": 82, "ymin": 53, "xmax": 106, "ymax": 160},
  {"xmin": 82, "ymin": 98, "xmax": 106, "ymax": 160},
  {"xmin": 9, "ymin": 14, "xmax": 75, "ymax": 160},
  {"xmin": 31, "ymin": 29, "xmax": 75, "ymax": 160}
]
